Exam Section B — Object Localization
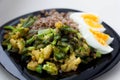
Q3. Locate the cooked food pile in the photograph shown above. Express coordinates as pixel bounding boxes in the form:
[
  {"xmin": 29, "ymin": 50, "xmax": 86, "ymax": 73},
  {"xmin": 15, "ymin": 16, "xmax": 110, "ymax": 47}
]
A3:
[{"xmin": 2, "ymin": 10, "xmax": 114, "ymax": 76}]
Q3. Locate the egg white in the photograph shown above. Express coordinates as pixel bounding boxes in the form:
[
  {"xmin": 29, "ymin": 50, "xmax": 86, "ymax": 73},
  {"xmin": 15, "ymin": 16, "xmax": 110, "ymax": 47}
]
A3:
[
  {"xmin": 106, "ymin": 36, "xmax": 114, "ymax": 44},
  {"xmin": 70, "ymin": 12, "xmax": 106, "ymax": 32}
]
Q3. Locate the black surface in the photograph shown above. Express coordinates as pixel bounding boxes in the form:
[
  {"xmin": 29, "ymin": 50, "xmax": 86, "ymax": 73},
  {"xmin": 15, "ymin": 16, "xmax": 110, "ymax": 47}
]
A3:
[{"xmin": 0, "ymin": 8, "xmax": 120, "ymax": 80}]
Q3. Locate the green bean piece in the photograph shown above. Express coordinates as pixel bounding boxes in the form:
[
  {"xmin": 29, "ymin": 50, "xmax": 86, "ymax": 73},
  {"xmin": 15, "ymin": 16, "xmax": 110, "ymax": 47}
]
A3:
[
  {"xmin": 44, "ymin": 33, "xmax": 53, "ymax": 40},
  {"xmin": 51, "ymin": 39, "xmax": 57, "ymax": 45},
  {"xmin": 60, "ymin": 26, "xmax": 77, "ymax": 33},
  {"xmin": 4, "ymin": 26, "xmax": 15, "ymax": 31},
  {"xmin": 60, "ymin": 46, "xmax": 70, "ymax": 54},
  {"xmin": 96, "ymin": 51, "xmax": 102, "ymax": 58},
  {"xmin": 27, "ymin": 46, "xmax": 35, "ymax": 51},
  {"xmin": 21, "ymin": 53, "xmax": 31, "ymax": 63},
  {"xmin": 26, "ymin": 36, "xmax": 36, "ymax": 45},
  {"xmin": 22, "ymin": 15, "xmax": 33, "ymax": 27},
  {"xmin": 36, "ymin": 65, "xmax": 43, "ymax": 74},
  {"xmin": 61, "ymin": 38, "xmax": 68, "ymax": 42},
  {"xmin": 54, "ymin": 52, "xmax": 65, "ymax": 60},
  {"xmin": 57, "ymin": 41, "xmax": 69, "ymax": 47},
  {"xmin": 53, "ymin": 47, "xmax": 65, "ymax": 60},
  {"xmin": 51, "ymin": 34, "xmax": 61, "ymax": 45},
  {"xmin": 23, "ymin": 18, "xmax": 35, "ymax": 28},
  {"xmin": 38, "ymin": 28, "xmax": 54, "ymax": 36},
  {"xmin": 77, "ymin": 33, "xmax": 82, "ymax": 39},
  {"xmin": 7, "ymin": 43, "xmax": 12, "ymax": 51}
]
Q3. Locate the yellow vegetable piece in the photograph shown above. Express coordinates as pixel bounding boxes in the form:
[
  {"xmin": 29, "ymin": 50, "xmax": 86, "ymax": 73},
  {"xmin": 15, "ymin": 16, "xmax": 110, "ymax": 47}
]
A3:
[
  {"xmin": 38, "ymin": 52, "xmax": 44, "ymax": 64},
  {"xmin": 27, "ymin": 61, "xmax": 38, "ymax": 71},
  {"xmin": 10, "ymin": 39, "xmax": 17, "ymax": 48},
  {"xmin": 61, "ymin": 53, "xmax": 81, "ymax": 72},
  {"xmin": 17, "ymin": 23, "xmax": 22, "ymax": 28},
  {"xmin": 55, "ymin": 21, "xmax": 63, "ymax": 28},
  {"xmin": 17, "ymin": 38, "xmax": 25, "ymax": 53},
  {"xmin": 42, "ymin": 45, "xmax": 52, "ymax": 60},
  {"xmin": 32, "ymin": 50, "xmax": 41, "ymax": 61}
]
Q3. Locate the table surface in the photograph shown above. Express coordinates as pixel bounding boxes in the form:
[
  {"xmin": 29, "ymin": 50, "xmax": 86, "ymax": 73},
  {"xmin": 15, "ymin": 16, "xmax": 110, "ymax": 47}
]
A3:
[{"xmin": 0, "ymin": 0, "xmax": 120, "ymax": 80}]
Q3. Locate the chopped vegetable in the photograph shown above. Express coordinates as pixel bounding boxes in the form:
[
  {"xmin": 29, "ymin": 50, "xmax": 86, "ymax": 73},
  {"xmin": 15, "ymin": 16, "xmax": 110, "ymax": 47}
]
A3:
[
  {"xmin": 36, "ymin": 65, "xmax": 43, "ymax": 73},
  {"xmin": 95, "ymin": 51, "xmax": 102, "ymax": 58},
  {"xmin": 2, "ymin": 13, "xmax": 103, "ymax": 76},
  {"xmin": 22, "ymin": 15, "xmax": 35, "ymax": 27},
  {"xmin": 42, "ymin": 45, "xmax": 52, "ymax": 60},
  {"xmin": 4, "ymin": 26, "xmax": 15, "ymax": 31},
  {"xmin": 17, "ymin": 38, "xmax": 25, "ymax": 53},
  {"xmin": 43, "ymin": 62, "xmax": 58, "ymax": 75},
  {"xmin": 53, "ymin": 46, "xmax": 65, "ymax": 60},
  {"xmin": 27, "ymin": 61, "xmax": 38, "ymax": 71},
  {"xmin": 26, "ymin": 36, "xmax": 36, "ymax": 45},
  {"xmin": 55, "ymin": 21, "xmax": 63, "ymax": 28},
  {"xmin": 60, "ymin": 25, "xmax": 77, "ymax": 33},
  {"xmin": 61, "ymin": 53, "xmax": 81, "ymax": 72},
  {"xmin": 38, "ymin": 53, "xmax": 44, "ymax": 64},
  {"xmin": 7, "ymin": 43, "xmax": 12, "ymax": 51}
]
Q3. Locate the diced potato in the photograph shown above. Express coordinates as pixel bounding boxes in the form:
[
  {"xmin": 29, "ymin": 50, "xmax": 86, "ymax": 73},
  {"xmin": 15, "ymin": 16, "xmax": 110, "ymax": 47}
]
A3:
[
  {"xmin": 31, "ymin": 49, "xmax": 44, "ymax": 64},
  {"xmin": 4, "ymin": 34, "xmax": 9, "ymax": 39},
  {"xmin": 31, "ymin": 56, "xmax": 36, "ymax": 61},
  {"xmin": 55, "ymin": 21, "xmax": 63, "ymax": 28},
  {"xmin": 10, "ymin": 39, "xmax": 17, "ymax": 48},
  {"xmin": 24, "ymin": 28, "xmax": 29, "ymax": 33},
  {"xmin": 17, "ymin": 23, "xmax": 22, "ymax": 28},
  {"xmin": 32, "ymin": 50, "xmax": 41, "ymax": 60},
  {"xmin": 10, "ymin": 38, "xmax": 25, "ymax": 53},
  {"xmin": 83, "ymin": 43, "xmax": 90, "ymax": 56},
  {"xmin": 17, "ymin": 38, "xmax": 25, "ymax": 53},
  {"xmin": 38, "ymin": 53, "xmax": 44, "ymax": 64},
  {"xmin": 27, "ymin": 61, "xmax": 38, "ymax": 71},
  {"xmin": 11, "ymin": 32, "xmax": 21, "ymax": 39},
  {"xmin": 20, "ymin": 18, "xmax": 26, "ymax": 23},
  {"xmin": 61, "ymin": 53, "xmax": 81, "ymax": 72},
  {"xmin": 42, "ymin": 45, "xmax": 52, "ymax": 60}
]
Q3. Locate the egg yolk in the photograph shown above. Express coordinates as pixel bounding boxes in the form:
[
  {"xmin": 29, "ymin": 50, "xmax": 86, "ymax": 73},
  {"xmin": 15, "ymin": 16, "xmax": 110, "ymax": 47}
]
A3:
[
  {"xmin": 81, "ymin": 14, "xmax": 99, "ymax": 22},
  {"xmin": 90, "ymin": 29, "xmax": 109, "ymax": 46},
  {"xmin": 84, "ymin": 19, "xmax": 103, "ymax": 28},
  {"xmin": 94, "ymin": 35, "xmax": 107, "ymax": 46},
  {"xmin": 81, "ymin": 14, "xmax": 104, "ymax": 29}
]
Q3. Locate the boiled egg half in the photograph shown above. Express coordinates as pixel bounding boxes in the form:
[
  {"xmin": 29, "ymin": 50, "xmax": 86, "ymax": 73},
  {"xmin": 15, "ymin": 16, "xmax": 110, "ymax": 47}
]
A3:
[{"xmin": 70, "ymin": 12, "xmax": 114, "ymax": 54}]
